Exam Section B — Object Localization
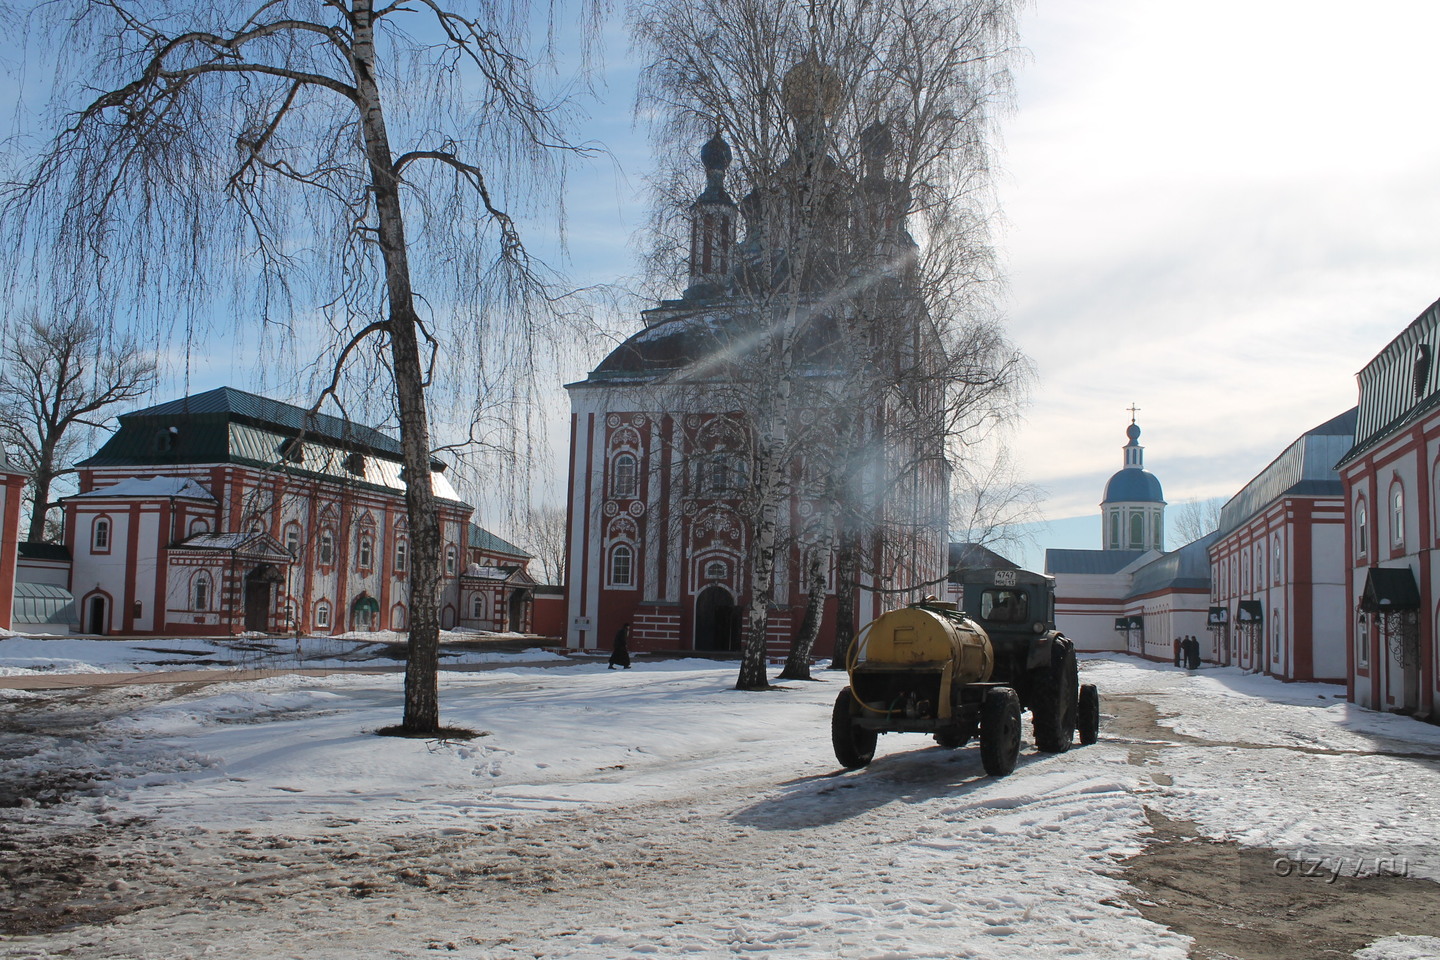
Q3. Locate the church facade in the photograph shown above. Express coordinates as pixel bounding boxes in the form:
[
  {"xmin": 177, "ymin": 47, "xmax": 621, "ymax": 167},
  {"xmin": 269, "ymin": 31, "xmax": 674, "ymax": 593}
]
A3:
[{"xmin": 564, "ymin": 119, "xmax": 949, "ymax": 658}]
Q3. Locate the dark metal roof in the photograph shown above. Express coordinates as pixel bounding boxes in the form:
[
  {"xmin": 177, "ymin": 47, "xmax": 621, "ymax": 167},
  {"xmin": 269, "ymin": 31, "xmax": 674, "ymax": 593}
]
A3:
[
  {"xmin": 468, "ymin": 523, "xmax": 532, "ymax": 559},
  {"xmin": 129, "ymin": 387, "xmax": 402, "ymax": 454},
  {"xmin": 1129, "ymin": 532, "xmax": 1217, "ymax": 596},
  {"xmin": 1361, "ymin": 566, "xmax": 1421, "ymax": 612},
  {"xmin": 18, "ymin": 542, "xmax": 70, "ymax": 562},
  {"xmin": 947, "ymin": 542, "xmax": 1020, "ymax": 579},
  {"xmin": 1216, "ymin": 407, "xmax": 1356, "ymax": 540},
  {"xmin": 1045, "ymin": 549, "xmax": 1149, "ymax": 576},
  {"xmin": 82, "ymin": 386, "xmax": 406, "ymax": 468}
]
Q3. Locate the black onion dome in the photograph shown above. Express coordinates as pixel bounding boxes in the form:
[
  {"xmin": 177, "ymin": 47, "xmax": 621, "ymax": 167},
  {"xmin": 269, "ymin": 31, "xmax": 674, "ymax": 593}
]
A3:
[
  {"xmin": 700, "ymin": 132, "xmax": 732, "ymax": 171},
  {"xmin": 860, "ymin": 121, "xmax": 892, "ymax": 160}
]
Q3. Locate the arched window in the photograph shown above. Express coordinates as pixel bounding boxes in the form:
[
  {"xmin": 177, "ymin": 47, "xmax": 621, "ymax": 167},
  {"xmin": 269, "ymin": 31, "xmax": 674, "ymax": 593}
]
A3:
[
  {"xmin": 1109, "ymin": 512, "xmax": 1120, "ymax": 550},
  {"xmin": 315, "ymin": 600, "xmax": 332, "ymax": 629},
  {"xmin": 284, "ymin": 524, "xmax": 302, "ymax": 559},
  {"xmin": 1129, "ymin": 512, "xmax": 1144, "ymax": 549},
  {"xmin": 1255, "ymin": 543, "xmax": 1265, "ymax": 586},
  {"xmin": 395, "ymin": 537, "xmax": 409, "ymax": 573},
  {"xmin": 358, "ymin": 534, "xmax": 373, "ymax": 569},
  {"xmin": 192, "ymin": 571, "xmax": 212, "ymax": 611},
  {"xmin": 1356, "ymin": 611, "xmax": 1369, "ymax": 668},
  {"xmin": 705, "ymin": 559, "xmax": 727, "ymax": 581},
  {"xmin": 188, "ymin": 516, "xmax": 210, "ymax": 537},
  {"xmin": 1272, "ymin": 535, "xmax": 1282, "ymax": 584},
  {"xmin": 1153, "ymin": 511, "xmax": 1163, "ymax": 550},
  {"xmin": 471, "ymin": 593, "xmax": 485, "ymax": 620},
  {"xmin": 391, "ymin": 604, "xmax": 408, "ymax": 630},
  {"xmin": 445, "ymin": 544, "xmax": 458, "ymax": 576},
  {"xmin": 1391, "ymin": 483, "xmax": 1405, "ymax": 548},
  {"xmin": 319, "ymin": 529, "xmax": 335, "ymax": 565},
  {"xmin": 92, "ymin": 516, "xmax": 111, "ymax": 553},
  {"xmin": 613, "ymin": 453, "xmax": 638, "ymax": 499},
  {"xmin": 610, "ymin": 543, "xmax": 634, "ymax": 586},
  {"xmin": 1356, "ymin": 499, "xmax": 1368, "ymax": 558}
]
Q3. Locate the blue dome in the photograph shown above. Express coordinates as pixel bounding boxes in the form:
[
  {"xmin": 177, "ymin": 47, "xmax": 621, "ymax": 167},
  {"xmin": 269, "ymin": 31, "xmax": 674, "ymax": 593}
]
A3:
[{"xmin": 1104, "ymin": 468, "xmax": 1164, "ymax": 504}]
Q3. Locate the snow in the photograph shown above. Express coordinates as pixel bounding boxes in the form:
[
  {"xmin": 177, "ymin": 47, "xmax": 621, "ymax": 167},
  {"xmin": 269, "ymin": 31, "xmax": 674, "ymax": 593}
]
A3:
[
  {"xmin": 0, "ymin": 631, "xmax": 566, "ymax": 676},
  {"xmin": 1, "ymin": 653, "xmax": 1437, "ymax": 958}
]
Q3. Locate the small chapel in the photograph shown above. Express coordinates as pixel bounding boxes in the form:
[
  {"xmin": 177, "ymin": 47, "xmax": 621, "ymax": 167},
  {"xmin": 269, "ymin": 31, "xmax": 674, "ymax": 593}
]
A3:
[
  {"xmin": 1047, "ymin": 415, "xmax": 1214, "ymax": 656},
  {"xmin": 562, "ymin": 62, "xmax": 950, "ymax": 657}
]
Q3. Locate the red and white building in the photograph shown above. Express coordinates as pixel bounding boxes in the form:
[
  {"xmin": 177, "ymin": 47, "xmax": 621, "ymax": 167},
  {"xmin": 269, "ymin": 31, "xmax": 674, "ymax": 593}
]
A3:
[
  {"xmin": 1338, "ymin": 298, "xmax": 1440, "ymax": 718},
  {"xmin": 1207, "ymin": 408, "xmax": 1354, "ymax": 681},
  {"xmin": 0, "ymin": 452, "xmax": 25, "ymax": 631},
  {"xmin": 60, "ymin": 387, "xmax": 533, "ymax": 638},
  {"xmin": 564, "ymin": 128, "xmax": 949, "ymax": 658}
]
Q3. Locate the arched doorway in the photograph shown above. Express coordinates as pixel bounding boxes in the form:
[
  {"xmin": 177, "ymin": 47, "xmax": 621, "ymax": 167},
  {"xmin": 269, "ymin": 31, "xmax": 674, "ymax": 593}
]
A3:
[
  {"xmin": 87, "ymin": 596, "xmax": 107, "ymax": 635},
  {"xmin": 695, "ymin": 585, "xmax": 739, "ymax": 652},
  {"xmin": 351, "ymin": 593, "xmax": 379, "ymax": 632}
]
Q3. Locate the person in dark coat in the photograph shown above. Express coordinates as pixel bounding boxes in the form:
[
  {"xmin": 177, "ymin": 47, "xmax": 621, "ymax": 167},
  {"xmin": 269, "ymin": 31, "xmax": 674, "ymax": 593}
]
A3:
[
  {"xmin": 1174, "ymin": 637, "xmax": 1183, "ymax": 667},
  {"xmin": 609, "ymin": 622, "xmax": 632, "ymax": 670},
  {"xmin": 1184, "ymin": 635, "xmax": 1201, "ymax": 670}
]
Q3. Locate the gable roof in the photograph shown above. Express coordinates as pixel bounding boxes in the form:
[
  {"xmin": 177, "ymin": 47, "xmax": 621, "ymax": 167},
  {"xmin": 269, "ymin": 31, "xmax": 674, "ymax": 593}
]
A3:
[
  {"xmin": 1216, "ymin": 407, "xmax": 1356, "ymax": 540},
  {"xmin": 1130, "ymin": 532, "xmax": 1218, "ymax": 596},
  {"xmin": 69, "ymin": 476, "xmax": 217, "ymax": 502},
  {"xmin": 468, "ymin": 523, "xmax": 532, "ymax": 559},
  {"xmin": 1045, "ymin": 549, "xmax": 1149, "ymax": 576}
]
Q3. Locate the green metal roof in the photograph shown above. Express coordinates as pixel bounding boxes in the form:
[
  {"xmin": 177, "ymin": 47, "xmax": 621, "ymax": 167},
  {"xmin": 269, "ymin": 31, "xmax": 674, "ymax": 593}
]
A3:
[{"xmin": 468, "ymin": 523, "xmax": 531, "ymax": 558}]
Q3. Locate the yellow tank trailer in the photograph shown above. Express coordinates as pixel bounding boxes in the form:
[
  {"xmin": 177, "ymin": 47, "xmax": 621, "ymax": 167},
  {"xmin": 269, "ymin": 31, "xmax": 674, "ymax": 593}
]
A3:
[{"xmin": 832, "ymin": 583, "xmax": 1100, "ymax": 776}]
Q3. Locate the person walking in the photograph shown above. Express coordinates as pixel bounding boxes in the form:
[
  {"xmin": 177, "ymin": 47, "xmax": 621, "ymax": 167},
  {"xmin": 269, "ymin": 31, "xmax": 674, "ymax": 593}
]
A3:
[{"xmin": 609, "ymin": 622, "xmax": 632, "ymax": 670}]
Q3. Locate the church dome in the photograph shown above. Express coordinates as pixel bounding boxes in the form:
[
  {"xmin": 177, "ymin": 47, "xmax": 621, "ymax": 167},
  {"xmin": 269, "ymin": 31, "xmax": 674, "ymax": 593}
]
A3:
[{"xmin": 1103, "ymin": 468, "xmax": 1164, "ymax": 504}]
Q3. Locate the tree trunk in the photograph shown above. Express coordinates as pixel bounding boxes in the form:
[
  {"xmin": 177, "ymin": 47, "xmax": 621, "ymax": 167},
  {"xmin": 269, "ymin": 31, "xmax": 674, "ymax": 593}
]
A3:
[
  {"xmin": 829, "ymin": 525, "xmax": 860, "ymax": 671},
  {"xmin": 776, "ymin": 538, "xmax": 829, "ymax": 681},
  {"xmin": 736, "ymin": 445, "xmax": 782, "ymax": 690},
  {"xmin": 26, "ymin": 454, "xmax": 55, "ymax": 543},
  {"xmin": 352, "ymin": 0, "xmax": 443, "ymax": 733}
]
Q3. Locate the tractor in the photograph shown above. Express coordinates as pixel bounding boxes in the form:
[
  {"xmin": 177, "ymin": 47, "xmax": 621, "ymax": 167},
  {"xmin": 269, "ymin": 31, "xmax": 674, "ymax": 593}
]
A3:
[{"xmin": 831, "ymin": 567, "xmax": 1100, "ymax": 774}]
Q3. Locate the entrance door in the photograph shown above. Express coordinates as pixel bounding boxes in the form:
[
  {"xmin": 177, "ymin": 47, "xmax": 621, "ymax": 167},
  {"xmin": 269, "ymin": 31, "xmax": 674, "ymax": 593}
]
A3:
[
  {"xmin": 244, "ymin": 581, "xmax": 272, "ymax": 633},
  {"xmin": 508, "ymin": 589, "xmax": 529, "ymax": 632},
  {"xmin": 695, "ymin": 585, "xmax": 739, "ymax": 652},
  {"xmin": 88, "ymin": 596, "xmax": 106, "ymax": 635}
]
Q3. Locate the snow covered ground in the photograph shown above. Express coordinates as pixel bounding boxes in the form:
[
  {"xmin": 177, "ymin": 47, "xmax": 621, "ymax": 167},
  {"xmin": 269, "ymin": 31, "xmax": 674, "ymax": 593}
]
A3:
[
  {"xmin": 0, "ymin": 630, "xmax": 566, "ymax": 677},
  {"xmin": 1, "ymin": 650, "xmax": 1438, "ymax": 959}
]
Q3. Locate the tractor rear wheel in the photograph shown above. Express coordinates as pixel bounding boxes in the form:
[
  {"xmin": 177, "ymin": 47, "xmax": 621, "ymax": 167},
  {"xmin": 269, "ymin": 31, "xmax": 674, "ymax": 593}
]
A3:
[
  {"xmin": 979, "ymin": 686, "xmax": 1021, "ymax": 777},
  {"xmin": 1078, "ymin": 683, "xmax": 1100, "ymax": 745},
  {"xmin": 1032, "ymin": 640, "xmax": 1078, "ymax": 754},
  {"xmin": 832, "ymin": 687, "xmax": 877, "ymax": 769}
]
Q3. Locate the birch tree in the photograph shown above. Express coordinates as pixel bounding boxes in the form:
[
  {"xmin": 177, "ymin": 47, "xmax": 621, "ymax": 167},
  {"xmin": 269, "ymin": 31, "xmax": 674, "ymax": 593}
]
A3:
[
  {"xmin": 1, "ymin": 0, "xmax": 601, "ymax": 733},
  {"xmin": 635, "ymin": 0, "xmax": 1025, "ymax": 689}
]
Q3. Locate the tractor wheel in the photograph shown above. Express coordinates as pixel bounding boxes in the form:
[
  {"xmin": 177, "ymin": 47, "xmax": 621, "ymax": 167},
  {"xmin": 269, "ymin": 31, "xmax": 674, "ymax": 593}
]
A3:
[
  {"xmin": 979, "ymin": 686, "xmax": 1022, "ymax": 777},
  {"xmin": 1078, "ymin": 683, "xmax": 1100, "ymax": 745},
  {"xmin": 1031, "ymin": 640, "xmax": 1078, "ymax": 754},
  {"xmin": 832, "ymin": 687, "xmax": 877, "ymax": 769}
]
